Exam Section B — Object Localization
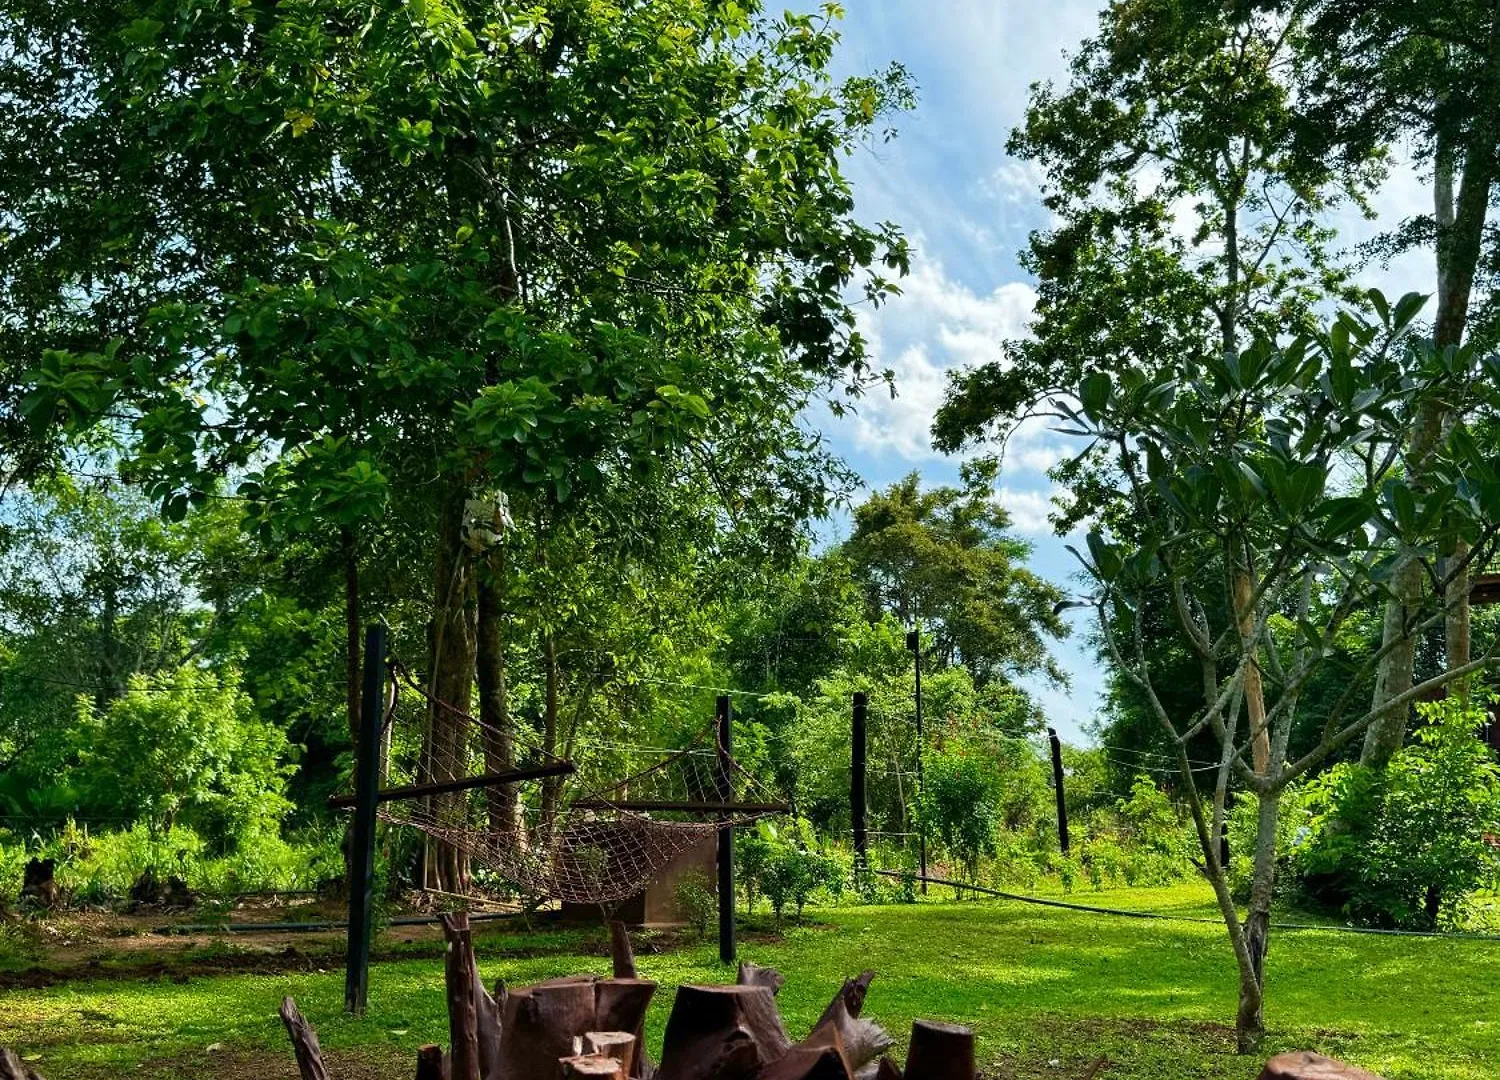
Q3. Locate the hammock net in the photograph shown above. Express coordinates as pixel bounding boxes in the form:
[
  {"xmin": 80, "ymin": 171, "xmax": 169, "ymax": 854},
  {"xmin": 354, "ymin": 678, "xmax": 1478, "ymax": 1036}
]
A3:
[{"xmin": 358, "ymin": 661, "xmax": 782, "ymax": 906}]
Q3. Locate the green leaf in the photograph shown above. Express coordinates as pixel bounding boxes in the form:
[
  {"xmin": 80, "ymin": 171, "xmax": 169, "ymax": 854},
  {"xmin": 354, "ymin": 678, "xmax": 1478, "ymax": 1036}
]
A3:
[{"xmin": 1079, "ymin": 372, "xmax": 1111, "ymax": 420}]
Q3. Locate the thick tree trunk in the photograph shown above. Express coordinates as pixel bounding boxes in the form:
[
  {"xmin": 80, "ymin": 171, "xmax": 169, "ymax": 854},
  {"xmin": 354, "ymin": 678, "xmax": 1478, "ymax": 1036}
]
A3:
[
  {"xmin": 428, "ymin": 483, "xmax": 477, "ymax": 894},
  {"xmin": 1235, "ymin": 791, "xmax": 1280, "ymax": 1054},
  {"xmin": 477, "ymin": 564, "xmax": 518, "ymax": 839}
]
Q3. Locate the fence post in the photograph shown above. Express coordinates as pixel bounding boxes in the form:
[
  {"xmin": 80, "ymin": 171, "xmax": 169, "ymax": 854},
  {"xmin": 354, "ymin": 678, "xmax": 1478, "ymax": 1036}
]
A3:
[
  {"xmin": 715, "ymin": 694, "xmax": 735, "ymax": 965},
  {"xmin": 852, "ymin": 692, "xmax": 868, "ymax": 866},
  {"xmin": 907, "ymin": 629, "xmax": 927, "ymax": 894},
  {"xmin": 1047, "ymin": 727, "xmax": 1070, "ymax": 857},
  {"xmin": 345, "ymin": 622, "xmax": 386, "ymax": 1014}
]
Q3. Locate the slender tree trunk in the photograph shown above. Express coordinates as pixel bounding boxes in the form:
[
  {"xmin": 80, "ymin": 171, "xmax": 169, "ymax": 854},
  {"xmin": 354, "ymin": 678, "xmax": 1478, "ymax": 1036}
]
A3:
[
  {"xmin": 427, "ymin": 483, "xmax": 477, "ymax": 894},
  {"xmin": 1232, "ymin": 569, "xmax": 1270, "ymax": 773},
  {"xmin": 1236, "ymin": 790, "xmax": 1280, "ymax": 1054},
  {"xmin": 540, "ymin": 631, "xmax": 560, "ymax": 829},
  {"xmin": 476, "ymin": 559, "xmax": 517, "ymax": 839},
  {"xmin": 342, "ymin": 525, "xmax": 361, "ymax": 742},
  {"xmin": 1366, "ymin": 54, "xmax": 1499, "ymax": 760}
]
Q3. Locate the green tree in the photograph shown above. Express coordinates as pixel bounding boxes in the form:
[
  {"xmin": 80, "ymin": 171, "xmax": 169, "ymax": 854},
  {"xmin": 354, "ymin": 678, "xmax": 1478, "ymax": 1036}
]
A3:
[
  {"xmin": 10, "ymin": 1, "xmax": 911, "ymax": 891},
  {"xmin": 1064, "ymin": 294, "xmax": 1500, "ymax": 1051},
  {"xmin": 75, "ymin": 666, "xmax": 294, "ymax": 843},
  {"xmin": 842, "ymin": 472, "xmax": 1067, "ymax": 685}
]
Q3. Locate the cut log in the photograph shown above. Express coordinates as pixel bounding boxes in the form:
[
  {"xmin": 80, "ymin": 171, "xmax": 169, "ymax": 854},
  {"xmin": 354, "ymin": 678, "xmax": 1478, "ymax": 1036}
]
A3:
[
  {"xmin": 609, "ymin": 921, "xmax": 638, "ymax": 979},
  {"xmin": 475, "ymin": 970, "xmax": 503, "ymax": 1080},
  {"xmin": 594, "ymin": 979, "xmax": 657, "ymax": 1079},
  {"xmin": 416, "ymin": 1044, "xmax": 447, "ymax": 1080},
  {"xmin": 278, "ymin": 997, "xmax": 333, "ymax": 1080},
  {"xmin": 500, "ymin": 978, "xmax": 601, "ymax": 1080},
  {"xmin": 902, "ymin": 1020, "xmax": 974, "ymax": 1080},
  {"xmin": 441, "ymin": 913, "xmax": 482, "ymax": 1080},
  {"xmin": 816, "ymin": 972, "xmax": 875, "ymax": 1025},
  {"xmin": 737, "ymin": 962, "xmax": 785, "ymax": 996},
  {"xmin": 758, "ymin": 1043, "xmax": 850, "ymax": 1080},
  {"xmin": 0, "ymin": 1048, "xmax": 45, "ymax": 1080},
  {"xmin": 872, "ymin": 1058, "xmax": 902, "ymax": 1080},
  {"xmin": 583, "ymin": 1032, "xmax": 638, "ymax": 1078},
  {"xmin": 562, "ymin": 1056, "xmax": 626, "ymax": 1080},
  {"xmin": 809, "ymin": 998, "xmax": 891, "ymax": 1075},
  {"xmin": 657, "ymin": 985, "xmax": 792, "ymax": 1080},
  {"xmin": 1258, "ymin": 1052, "xmax": 1387, "ymax": 1080}
]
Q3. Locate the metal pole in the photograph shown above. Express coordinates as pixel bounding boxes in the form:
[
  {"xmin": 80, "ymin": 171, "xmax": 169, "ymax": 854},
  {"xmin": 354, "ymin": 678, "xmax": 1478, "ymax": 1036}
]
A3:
[
  {"xmin": 852, "ymin": 692, "xmax": 868, "ymax": 866},
  {"xmin": 1047, "ymin": 727, "xmax": 1070, "ymax": 856},
  {"xmin": 715, "ymin": 694, "xmax": 735, "ymax": 965},
  {"xmin": 907, "ymin": 629, "xmax": 926, "ymax": 895},
  {"xmin": 345, "ymin": 622, "xmax": 386, "ymax": 1015}
]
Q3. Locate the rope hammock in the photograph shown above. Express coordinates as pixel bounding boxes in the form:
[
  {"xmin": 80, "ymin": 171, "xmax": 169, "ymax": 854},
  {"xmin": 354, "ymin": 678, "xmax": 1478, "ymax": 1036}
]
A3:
[{"xmin": 337, "ymin": 660, "xmax": 785, "ymax": 906}]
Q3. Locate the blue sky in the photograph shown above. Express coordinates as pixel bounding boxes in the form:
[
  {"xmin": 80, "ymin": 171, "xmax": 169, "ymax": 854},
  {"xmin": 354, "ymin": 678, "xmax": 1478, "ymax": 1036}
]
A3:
[{"xmin": 805, "ymin": 2, "xmax": 1437, "ymax": 743}]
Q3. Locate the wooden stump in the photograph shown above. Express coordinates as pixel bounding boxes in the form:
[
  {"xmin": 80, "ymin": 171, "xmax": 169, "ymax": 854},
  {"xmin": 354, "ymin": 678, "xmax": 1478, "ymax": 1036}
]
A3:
[
  {"xmin": 1258, "ymin": 1052, "xmax": 1387, "ymax": 1080},
  {"xmin": 816, "ymin": 973, "xmax": 875, "ymax": 1025},
  {"xmin": 737, "ymin": 962, "xmax": 785, "ymax": 996},
  {"xmin": 810, "ymin": 998, "xmax": 890, "ymax": 1074},
  {"xmin": 609, "ymin": 921, "xmax": 638, "ymax": 979},
  {"xmin": 278, "ymin": 998, "xmax": 333, "ymax": 1080},
  {"xmin": 415, "ymin": 1044, "xmax": 446, "ymax": 1080},
  {"xmin": 562, "ymin": 1057, "xmax": 626, "ymax": 1080},
  {"xmin": 500, "ymin": 979, "xmax": 599, "ymax": 1080},
  {"xmin": 0, "ymin": 1048, "xmax": 45, "ymax": 1080},
  {"xmin": 902, "ymin": 1020, "xmax": 974, "ymax": 1080},
  {"xmin": 656, "ymin": 985, "xmax": 793, "ymax": 1080},
  {"xmin": 441, "ymin": 914, "xmax": 482, "ymax": 1080},
  {"xmin": 581, "ymin": 1031, "xmax": 638, "ymax": 1079},
  {"xmin": 872, "ymin": 1057, "xmax": 902, "ymax": 1080},
  {"xmin": 594, "ymin": 978, "xmax": 656, "ymax": 1079}
]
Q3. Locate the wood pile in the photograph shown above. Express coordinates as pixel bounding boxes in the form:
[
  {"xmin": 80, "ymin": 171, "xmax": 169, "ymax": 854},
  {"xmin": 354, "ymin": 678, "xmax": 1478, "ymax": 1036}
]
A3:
[{"xmin": 0, "ymin": 916, "xmax": 1392, "ymax": 1080}]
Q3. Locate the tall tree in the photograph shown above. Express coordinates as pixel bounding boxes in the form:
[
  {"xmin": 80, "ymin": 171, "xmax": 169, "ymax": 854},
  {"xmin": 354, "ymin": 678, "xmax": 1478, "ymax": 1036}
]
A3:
[
  {"xmin": 842, "ymin": 472, "xmax": 1067, "ymax": 685},
  {"xmin": 1292, "ymin": 0, "xmax": 1500, "ymax": 763},
  {"xmin": 9, "ymin": 1, "xmax": 911, "ymax": 891}
]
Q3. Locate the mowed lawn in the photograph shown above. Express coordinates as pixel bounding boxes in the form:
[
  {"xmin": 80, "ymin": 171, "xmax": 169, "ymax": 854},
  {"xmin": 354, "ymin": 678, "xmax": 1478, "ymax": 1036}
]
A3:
[{"xmin": 3, "ymin": 885, "xmax": 1497, "ymax": 1080}]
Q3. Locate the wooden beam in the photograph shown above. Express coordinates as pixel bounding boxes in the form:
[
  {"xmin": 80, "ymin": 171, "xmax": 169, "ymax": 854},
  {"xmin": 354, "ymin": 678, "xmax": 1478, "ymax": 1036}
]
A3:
[
  {"xmin": 568, "ymin": 799, "xmax": 788, "ymax": 814},
  {"xmin": 329, "ymin": 761, "xmax": 575, "ymax": 809}
]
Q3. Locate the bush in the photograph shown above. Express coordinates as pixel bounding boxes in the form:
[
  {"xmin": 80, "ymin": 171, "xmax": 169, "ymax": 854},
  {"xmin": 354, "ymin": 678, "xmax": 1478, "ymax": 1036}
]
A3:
[
  {"xmin": 740, "ymin": 819, "xmax": 843, "ymax": 924},
  {"xmin": 1295, "ymin": 697, "xmax": 1500, "ymax": 929},
  {"xmin": 674, "ymin": 868, "xmax": 717, "ymax": 938}
]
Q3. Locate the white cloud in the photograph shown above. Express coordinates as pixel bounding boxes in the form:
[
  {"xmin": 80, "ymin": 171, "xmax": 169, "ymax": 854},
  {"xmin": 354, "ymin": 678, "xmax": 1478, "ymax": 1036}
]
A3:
[
  {"xmin": 843, "ymin": 254, "xmax": 1036, "ymax": 461},
  {"xmin": 996, "ymin": 485, "xmax": 1058, "ymax": 536}
]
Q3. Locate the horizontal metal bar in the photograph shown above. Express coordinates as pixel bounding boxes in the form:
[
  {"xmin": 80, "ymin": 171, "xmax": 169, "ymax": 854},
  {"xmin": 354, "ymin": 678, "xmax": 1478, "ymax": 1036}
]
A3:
[
  {"xmin": 329, "ymin": 761, "xmax": 575, "ymax": 809},
  {"xmin": 568, "ymin": 799, "xmax": 788, "ymax": 814}
]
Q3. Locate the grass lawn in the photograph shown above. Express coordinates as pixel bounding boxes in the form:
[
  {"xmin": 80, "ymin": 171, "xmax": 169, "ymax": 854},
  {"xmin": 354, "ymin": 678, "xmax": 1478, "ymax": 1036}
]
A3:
[{"xmin": 2, "ymin": 883, "xmax": 1497, "ymax": 1079}]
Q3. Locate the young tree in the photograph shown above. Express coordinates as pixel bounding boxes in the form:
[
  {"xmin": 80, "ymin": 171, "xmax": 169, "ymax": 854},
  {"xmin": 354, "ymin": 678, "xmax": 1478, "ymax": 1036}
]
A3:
[{"xmin": 1060, "ymin": 293, "xmax": 1500, "ymax": 1051}]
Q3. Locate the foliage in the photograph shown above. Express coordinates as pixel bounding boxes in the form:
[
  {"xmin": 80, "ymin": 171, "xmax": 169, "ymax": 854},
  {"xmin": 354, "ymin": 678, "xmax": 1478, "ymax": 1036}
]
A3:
[
  {"xmin": 1296, "ymin": 698, "xmax": 1500, "ymax": 929},
  {"xmin": 918, "ymin": 738, "xmax": 1002, "ymax": 882},
  {"xmin": 73, "ymin": 667, "xmax": 295, "ymax": 843},
  {"xmin": 673, "ymin": 869, "xmax": 718, "ymax": 941},
  {"xmin": 842, "ymin": 471, "xmax": 1068, "ymax": 684},
  {"xmin": 738, "ymin": 819, "xmax": 843, "ymax": 924}
]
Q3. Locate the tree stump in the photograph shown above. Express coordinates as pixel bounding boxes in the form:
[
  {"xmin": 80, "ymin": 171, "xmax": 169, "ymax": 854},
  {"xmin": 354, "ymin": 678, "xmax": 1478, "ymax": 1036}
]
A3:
[
  {"xmin": 609, "ymin": 921, "xmax": 638, "ymax": 979},
  {"xmin": 278, "ymin": 998, "xmax": 333, "ymax": 1080},
  {"xmin": 0, "ymin": 1048, "xmax": 45, "ymax": 1080},
  {"xmin": 18, "ymin": 859, "xmax": 57, "ymax": 910},
  {"xmin": 415, "ymin": 1044, "xmax": 446, "ymax": 1080},
  {"xmin": 1258, "ymin": 1052, "xmax": 1387, "ymax": 1080},
  {"xmin": 441, "ymin": 914, "xmax": 482, "ymax": 1080},
  {"xmin": 810, "ymin": 998, "xmax": 890, "ymax": 1074},
  {"xmin": 656, "ymin": 985, "xmax": 793, "ymax": 1080},
  {"xmin": 582, "ymin": 1031, "xmax": 638, "ymax": 1078},
  {"xmin": 902, "ymin": 1020, "xmax": 974, "ymax": 1080},
  {"xmin": 562, "ymin": 1057, "xmax": 625, "ymax": 1080},
  {"xmin": 737, "ymin": 962, "xmax": 785, "ymax": 996}
]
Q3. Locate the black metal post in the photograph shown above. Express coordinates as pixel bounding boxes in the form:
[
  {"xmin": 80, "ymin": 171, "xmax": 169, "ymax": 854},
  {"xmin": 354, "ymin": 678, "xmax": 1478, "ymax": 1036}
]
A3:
[
  {"xmin": 345, "ymin": 622, "xmax": 386, "ymax": 1014},
  {"xmin": 1047, "ymin": 726, "xmax": 1070, "ymax": 856},
  {"xmin": 852, "ymin": 692, "xmax": 868, "ymax": 866},
  {"xmin": 907, "ymin": 629, "xmax": 927, "ymax": 894},
  {"xmin": 715, "ymin": 694, "xmax": 735, "ymax": 965}
]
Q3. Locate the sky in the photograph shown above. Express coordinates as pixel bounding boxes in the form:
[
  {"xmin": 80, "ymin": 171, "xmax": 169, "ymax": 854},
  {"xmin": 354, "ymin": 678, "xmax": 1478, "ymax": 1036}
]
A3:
[{"xmin": 806, "ymin": 1, "xmax": 1438, "ymax": 743}]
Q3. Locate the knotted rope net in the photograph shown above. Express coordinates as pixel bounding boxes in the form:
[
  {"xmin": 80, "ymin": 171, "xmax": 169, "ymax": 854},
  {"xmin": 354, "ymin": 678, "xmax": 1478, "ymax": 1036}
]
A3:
[{"xmin": 361, "ymin": 662, "xmax": 782, "ymax": 905}]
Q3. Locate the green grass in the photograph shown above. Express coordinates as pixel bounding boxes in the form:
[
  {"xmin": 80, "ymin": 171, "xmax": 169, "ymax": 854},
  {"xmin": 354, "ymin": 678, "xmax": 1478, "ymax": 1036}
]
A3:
[{"xmin": 3, "ymin": 883, "xmax": 1498, "ymax": 1079}]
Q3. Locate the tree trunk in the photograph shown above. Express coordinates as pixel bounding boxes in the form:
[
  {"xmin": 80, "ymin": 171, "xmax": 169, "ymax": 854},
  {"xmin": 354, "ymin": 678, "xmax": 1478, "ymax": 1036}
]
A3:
[
  {"xmin": 427, "ymin": 482, "xmax": 477, "ymax": 894},
  {"xmin": 541, "ymin": 632, "xmax": 561, "ymax": 829},
  {"xmin": 477, "ymin": 562, "xmax": 517, "ymax": 839},
  {"xmin": 342, "ymin": 524, "xmax": 362, "ymax": 742},
  {"xmin": 1367, "ymin": 81, "xmax": 1498, "ymax": 761},
  {"xmin": 1235, "ymin": 790, "xmax": 1280, "ymax": 1054},
  {"xmin": 1232, "ymin": 570, "xmax": 1270, "ymax": 773}
]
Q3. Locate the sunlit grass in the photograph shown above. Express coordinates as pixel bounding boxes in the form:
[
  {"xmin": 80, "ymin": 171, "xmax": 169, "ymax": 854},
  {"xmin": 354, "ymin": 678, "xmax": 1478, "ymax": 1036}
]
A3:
[{"xmin": 3, "ymin": 883, "xmax": 1497, "ymax": 1079}]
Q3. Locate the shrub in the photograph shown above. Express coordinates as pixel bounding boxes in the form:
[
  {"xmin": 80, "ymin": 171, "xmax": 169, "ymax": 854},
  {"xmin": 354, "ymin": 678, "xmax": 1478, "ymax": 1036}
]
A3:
[
  {"xmin": 1295, "ymin": 697, "xmax": 1500, "ymax": 929},
  {"xmin": 674, "ymin": 868, "xmax": 717, "ymax": 938}
]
